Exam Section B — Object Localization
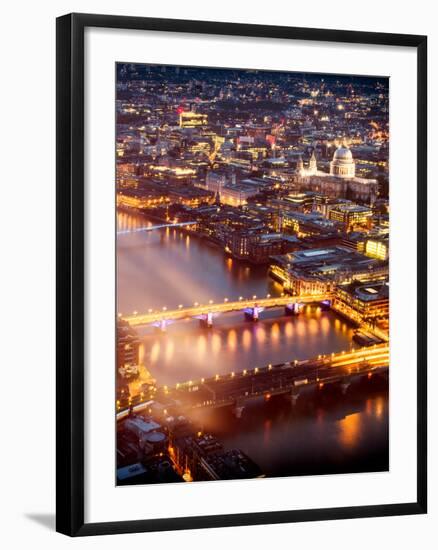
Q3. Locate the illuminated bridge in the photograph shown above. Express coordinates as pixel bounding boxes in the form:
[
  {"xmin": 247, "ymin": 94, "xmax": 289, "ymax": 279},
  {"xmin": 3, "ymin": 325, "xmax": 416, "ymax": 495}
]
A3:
[
  {"xmin": 158, "ymin": 343, "xmax": 389, "ymax": 417},
  {"xmin": 121, "ymin": 294, "xmax": 333, "ymax": 328},
  {"xmin": 117, "ymin": 221, "xmax": 196, "ymax": 236}
]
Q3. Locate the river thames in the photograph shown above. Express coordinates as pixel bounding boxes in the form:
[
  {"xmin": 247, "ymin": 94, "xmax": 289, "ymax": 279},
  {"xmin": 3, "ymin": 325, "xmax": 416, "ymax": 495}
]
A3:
[{"xmin": 117, "ymin": 211, "xmax": 389, "ymax": 477}]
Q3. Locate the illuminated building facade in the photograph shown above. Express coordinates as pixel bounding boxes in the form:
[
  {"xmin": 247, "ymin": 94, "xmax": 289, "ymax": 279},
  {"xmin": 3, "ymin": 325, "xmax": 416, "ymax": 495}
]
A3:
[
  {"xmin": 220, "ymin": 184, "xmax": 260, "ymax": 207},
  {"xmin": 333, "ymin": 280, "xmax": 389, "ymax": 324},
  {"xmin": 187, "ymin": 138, "xmax": 212, "ymax": 155},
  {"xmin": 179, "ymin": 111, "xmax": 208, "ymax": 128},
  {"xmin": 169, "ymin": 432, "xmax": 261, "ymax": 482},
  {"xmin": 328, "ymin": 203, "xmax": 373, "ymax": 231},
  {"xmin": 168, "ymin": 186, "xmax": 214, "ymax": 207},
  {"xmin": 116, "ymin": 189, "xmax": 168, "ymax": 210},
  {"xmin": 365, "ymin": 238, "xmax": 389, "ymax": 260},
  {"xmin": 204, "ymin": 170, "xmax": 229, "ymax": 194},
  {"xmin": 268, "ymin": 193, "xmax": 316, "ymax": 213},
  {"xmin": 117, "ymin": 162, "xmax": 141, "ymax": 188},
  {"xmin": 281, "ymin": 211, "xmax": 341, "ymax": 238},
  {"xmin": 269, "ymin": 246, "xmax": 388, "ymax": 296},
  {"xmin": 148, "ymin": 165, "xmax": 197, "ymax": 182},
  {"xmin": 117, "ymin": 320, "xmax": 140, "ymax": 379},
  {"xmin": 225, "ymin": 231, "xmax": 289, "ymax": 264}
]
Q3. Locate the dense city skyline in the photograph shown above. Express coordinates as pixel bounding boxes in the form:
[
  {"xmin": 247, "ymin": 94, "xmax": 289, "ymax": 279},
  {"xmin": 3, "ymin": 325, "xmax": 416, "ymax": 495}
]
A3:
[{"xmin": 116, "ymin": 63, "xmax": 389, "ymax": 486}]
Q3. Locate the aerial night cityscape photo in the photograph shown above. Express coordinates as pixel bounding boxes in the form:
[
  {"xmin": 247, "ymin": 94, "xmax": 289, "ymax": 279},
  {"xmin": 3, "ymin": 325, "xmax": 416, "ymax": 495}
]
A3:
[{"xmin": 115, "ymin": 63, "xmax": 390, "ymax": 486}]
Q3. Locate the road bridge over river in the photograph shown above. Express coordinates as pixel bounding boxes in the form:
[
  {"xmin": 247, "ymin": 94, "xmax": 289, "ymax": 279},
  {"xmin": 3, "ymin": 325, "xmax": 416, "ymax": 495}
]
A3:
[{"xmin": 121, "ymin": 294, "xmax": 333, "ymax": 328}]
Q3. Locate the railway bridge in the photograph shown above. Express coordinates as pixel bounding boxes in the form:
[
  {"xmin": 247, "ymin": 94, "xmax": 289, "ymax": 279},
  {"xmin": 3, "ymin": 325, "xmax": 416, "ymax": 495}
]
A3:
[{"xmin": 156, "ymin": 343, "xmax": 389, "ymax": 418}]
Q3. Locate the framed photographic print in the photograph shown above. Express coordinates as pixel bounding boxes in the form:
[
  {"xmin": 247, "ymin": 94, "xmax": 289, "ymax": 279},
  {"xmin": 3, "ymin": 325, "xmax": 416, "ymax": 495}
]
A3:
[{"xmin": 56, "ymin": 13, "xmax": 427, "ymax": 536}]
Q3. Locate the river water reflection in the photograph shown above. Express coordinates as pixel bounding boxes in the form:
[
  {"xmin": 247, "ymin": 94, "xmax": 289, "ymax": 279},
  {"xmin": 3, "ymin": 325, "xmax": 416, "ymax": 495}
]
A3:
[
  {"xmin": 117, "ymin": 211, "xmax": 282, "ymax": 314},
  {"xmin": 137, "ymin": 309, "xmax": 356, "ymax": 386}
]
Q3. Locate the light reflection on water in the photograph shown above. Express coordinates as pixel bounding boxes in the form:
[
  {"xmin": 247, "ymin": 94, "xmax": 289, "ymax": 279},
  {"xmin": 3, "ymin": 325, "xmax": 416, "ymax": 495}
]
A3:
[
  {"xmin": 338, "ymin": 410, "xmax": 362, "ymax": 448},
  {"xmin": 117, "ymin": 211, "xmax": 283, "ymax": 314},
  {"xmin": 138, "ymin": 308, "xmax": 356, "ymax": 386},
  {"xmin": 191, "ymin": 389, "xmax": 389, "ymax": 478}
]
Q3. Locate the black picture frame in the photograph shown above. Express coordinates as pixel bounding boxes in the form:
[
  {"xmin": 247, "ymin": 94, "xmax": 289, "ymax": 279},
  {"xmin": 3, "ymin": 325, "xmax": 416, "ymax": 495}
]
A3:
[{"xmin": 56, "ymin": 12, "xmax": 427, "ymax": 536}]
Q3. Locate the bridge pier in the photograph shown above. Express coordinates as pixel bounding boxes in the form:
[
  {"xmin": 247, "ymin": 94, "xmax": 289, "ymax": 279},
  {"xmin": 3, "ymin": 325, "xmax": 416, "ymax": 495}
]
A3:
[
  {"xmin": 232, "ymin": 400, "xmax": 245, "ymax": 419},
  {"xmin": 158, "ymin": 319, "xmax": 167, "ymax": 332},
  {"xmin": 199, "ymin": 312, "xmax": 213, "ymax": 328},
  {"xmin": 341, "ymin": 381, "xmax": 351, "ymax": 395},
  {"xmin": 285, "ymin": 302, "xmax": 302, "ymax": 316},
  {"xmin": 288, "ymin": 388, "xmax": 300, "ymax": 407},
  {"xmin": 360, "ymin": 369, "xmax": 388, "ymax": 390},
  {"xmin": 244, "ymin": 306, "xmax": 261, "ymax": 322},
  {"xmin": 376, "ymin": 370, "xmax": 389, "ymax": 383},
  {"xmin": 320, "ymin": 299, "xmax": 332, "ymax": 311}
]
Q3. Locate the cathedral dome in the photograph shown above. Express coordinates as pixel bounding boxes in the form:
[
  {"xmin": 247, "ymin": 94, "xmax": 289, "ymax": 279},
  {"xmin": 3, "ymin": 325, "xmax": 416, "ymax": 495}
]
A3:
[
  {"xmin": 333, "ymin": 146, "xmax": 353, "ymax": 162},
  {"xmin": 330, "ymin": 145, "xmax": 355, "ymax": 178}
]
